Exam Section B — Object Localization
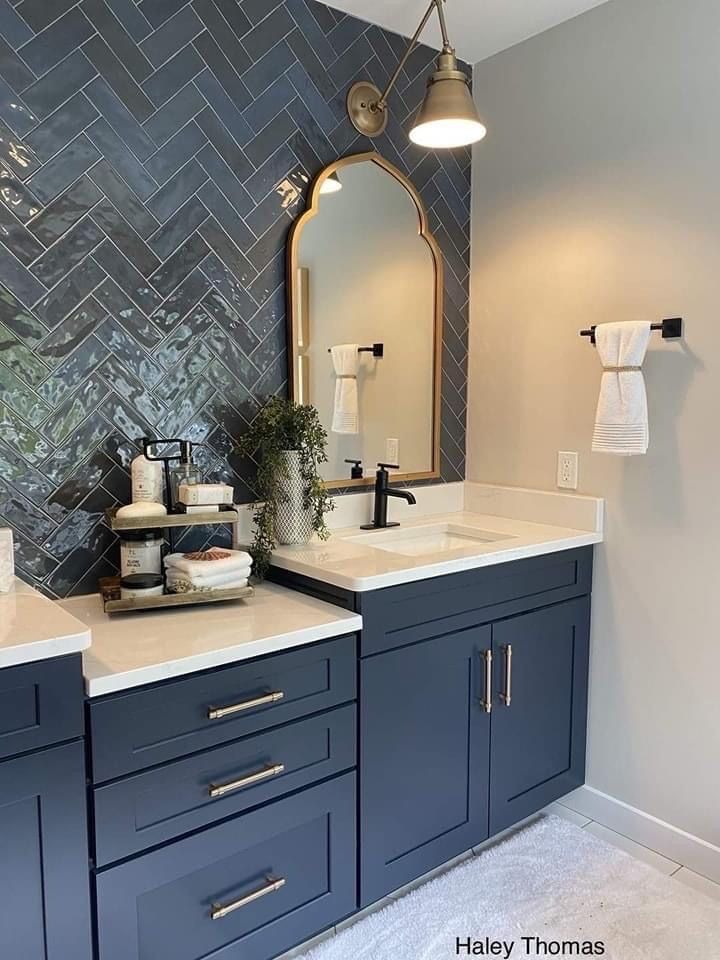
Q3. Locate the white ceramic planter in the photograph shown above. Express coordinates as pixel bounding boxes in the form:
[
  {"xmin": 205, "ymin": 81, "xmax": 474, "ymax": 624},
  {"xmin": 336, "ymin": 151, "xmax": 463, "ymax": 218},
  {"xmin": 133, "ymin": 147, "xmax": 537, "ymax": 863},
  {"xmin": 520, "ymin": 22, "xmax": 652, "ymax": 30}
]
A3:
[{"xmin": 274, "ymin": 450, "xmax": 314, "ymax": 545}]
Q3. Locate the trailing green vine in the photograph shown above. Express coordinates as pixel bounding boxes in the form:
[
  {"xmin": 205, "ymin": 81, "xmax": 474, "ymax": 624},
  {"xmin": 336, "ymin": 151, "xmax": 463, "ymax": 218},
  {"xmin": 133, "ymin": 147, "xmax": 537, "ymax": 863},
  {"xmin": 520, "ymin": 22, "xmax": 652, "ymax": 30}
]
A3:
[{"xmin": 236, "ymin": 397, "xmax": 334, "ymax": 578}]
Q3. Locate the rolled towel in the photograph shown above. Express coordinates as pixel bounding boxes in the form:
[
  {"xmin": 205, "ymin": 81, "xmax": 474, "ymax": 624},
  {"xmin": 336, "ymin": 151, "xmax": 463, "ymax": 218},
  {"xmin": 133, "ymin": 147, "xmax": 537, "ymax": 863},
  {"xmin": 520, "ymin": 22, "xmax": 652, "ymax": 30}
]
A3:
[
  {"xmin": 592, "ymin": 321, "xmax": 652, "ymax": 456},
  {"xmin": 330, "ymin": 344, "xmax": 360, "ymax": 434},
  {"xmin": 165, "ymin": 565, "xmax": 251, "ymax": 589},
  {"xmin": 164, "ymin": 548, "xmax": 252, "ymax": 578}
]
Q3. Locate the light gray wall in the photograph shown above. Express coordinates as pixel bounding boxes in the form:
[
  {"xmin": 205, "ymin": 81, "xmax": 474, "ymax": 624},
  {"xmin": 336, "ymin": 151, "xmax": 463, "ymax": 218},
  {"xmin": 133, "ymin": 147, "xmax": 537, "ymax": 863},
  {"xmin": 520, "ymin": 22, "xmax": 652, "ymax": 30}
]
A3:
[{"xmin": 468, "ymin": 0, "xmax": 720, "ymax": 845}]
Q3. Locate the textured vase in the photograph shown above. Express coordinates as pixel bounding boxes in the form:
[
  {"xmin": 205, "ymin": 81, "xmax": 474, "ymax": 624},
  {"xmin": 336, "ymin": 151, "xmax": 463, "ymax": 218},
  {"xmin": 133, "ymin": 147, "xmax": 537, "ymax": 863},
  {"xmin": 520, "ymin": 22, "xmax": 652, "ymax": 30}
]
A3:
[{"xmin": 274, "ymin": 450, "xmax": 314, "ymax": 545}]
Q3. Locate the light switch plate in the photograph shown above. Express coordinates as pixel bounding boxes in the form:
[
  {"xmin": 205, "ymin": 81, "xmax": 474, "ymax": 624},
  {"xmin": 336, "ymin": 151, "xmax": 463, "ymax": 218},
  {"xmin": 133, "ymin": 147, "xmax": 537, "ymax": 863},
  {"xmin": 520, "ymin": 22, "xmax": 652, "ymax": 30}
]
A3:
[
  {"xmin": 557, "ymin": 451, "xmax": 579, "ymax": 490},
  {"xmin": 385, "ymin": 438, "xmax": 399, "ymax": 465}
]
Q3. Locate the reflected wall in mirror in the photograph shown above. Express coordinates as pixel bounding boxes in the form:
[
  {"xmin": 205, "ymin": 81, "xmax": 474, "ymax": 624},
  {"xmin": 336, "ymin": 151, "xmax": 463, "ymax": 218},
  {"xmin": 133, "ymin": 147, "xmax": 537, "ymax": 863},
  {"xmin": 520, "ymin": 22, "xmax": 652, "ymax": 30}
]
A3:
[{"xmin": 288, "ymin": 152, "xmax": 443, "ymax": 488}]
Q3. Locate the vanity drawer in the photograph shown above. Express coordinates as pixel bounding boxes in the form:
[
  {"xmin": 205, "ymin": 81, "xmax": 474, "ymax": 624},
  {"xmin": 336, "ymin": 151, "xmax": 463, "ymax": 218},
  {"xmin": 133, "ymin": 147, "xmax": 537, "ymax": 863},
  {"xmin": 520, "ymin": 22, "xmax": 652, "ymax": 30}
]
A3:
[
  {"xmin": 0, "ymin": 654, "xmax": 83, "ymax": 760},
  {"xmin": 95, "ymin": 773, "xmax": 356, "ymax": 960},
  {"xmin": 358, "ymin": 547, "xmax": 593, "ymax": 656},
  {"xmin": 89, "ymin": 635, "xmax": 356, "ymax": 782},
  {"xmin": 92, "ymin": 704, "xmax": 356, "ymax": 866}
]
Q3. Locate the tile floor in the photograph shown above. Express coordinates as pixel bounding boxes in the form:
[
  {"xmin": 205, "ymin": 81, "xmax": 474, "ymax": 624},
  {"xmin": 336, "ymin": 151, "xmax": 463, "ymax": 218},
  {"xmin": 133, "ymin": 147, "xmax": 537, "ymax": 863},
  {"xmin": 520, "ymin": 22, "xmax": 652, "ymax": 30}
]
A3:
[{"xmin": 278, "ymin": 800, "xmax": 720, "ymax": 959}]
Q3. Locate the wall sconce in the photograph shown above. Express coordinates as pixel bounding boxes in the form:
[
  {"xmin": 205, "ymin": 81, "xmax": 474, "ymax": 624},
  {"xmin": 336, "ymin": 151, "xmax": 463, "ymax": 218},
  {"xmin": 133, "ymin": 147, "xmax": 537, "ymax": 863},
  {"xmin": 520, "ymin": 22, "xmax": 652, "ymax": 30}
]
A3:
[
  {"xmin": 319, "ymin": 171, "xmax": 343, "ymax": 194},
  {"xmin": 347, "ymin": 0, "xmax": 486, "ymax": 150}
]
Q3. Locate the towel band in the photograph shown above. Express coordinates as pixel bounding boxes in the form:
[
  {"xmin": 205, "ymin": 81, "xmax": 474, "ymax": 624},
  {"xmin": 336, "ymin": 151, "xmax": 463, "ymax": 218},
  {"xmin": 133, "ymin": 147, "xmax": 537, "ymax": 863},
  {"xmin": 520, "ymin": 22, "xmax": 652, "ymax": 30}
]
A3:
[
  {"xmin": 336, "ymin": 374, "xmax": 356, "ymax": 379},
  {"xmin": 602, "ymin": 365, "xmax": 642, "ymax": 372}
]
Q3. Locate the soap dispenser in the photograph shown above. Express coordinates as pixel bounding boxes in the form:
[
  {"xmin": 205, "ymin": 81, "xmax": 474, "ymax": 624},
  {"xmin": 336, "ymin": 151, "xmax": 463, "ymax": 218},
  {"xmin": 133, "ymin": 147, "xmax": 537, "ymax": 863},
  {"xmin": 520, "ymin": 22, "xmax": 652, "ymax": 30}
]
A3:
[{"xmin": 169, "ymin": 441, "xmax": 202, "ymax": 509}]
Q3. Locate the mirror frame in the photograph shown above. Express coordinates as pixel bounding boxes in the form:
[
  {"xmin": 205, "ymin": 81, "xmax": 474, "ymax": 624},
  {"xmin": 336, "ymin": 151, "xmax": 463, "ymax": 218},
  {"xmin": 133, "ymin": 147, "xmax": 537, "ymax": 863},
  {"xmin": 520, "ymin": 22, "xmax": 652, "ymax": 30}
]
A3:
[{"xmin": 286, "ymin": 151, "xmax": 444, "ymax": 489}]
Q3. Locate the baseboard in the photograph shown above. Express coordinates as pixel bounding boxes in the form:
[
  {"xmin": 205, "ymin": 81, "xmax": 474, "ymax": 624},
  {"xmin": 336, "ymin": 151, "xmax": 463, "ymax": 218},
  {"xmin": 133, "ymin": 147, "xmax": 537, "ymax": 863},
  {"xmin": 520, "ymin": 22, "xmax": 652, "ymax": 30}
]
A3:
[{"xmin": 559, "ymin": 786, "xmax": 720, "ymax": 884}]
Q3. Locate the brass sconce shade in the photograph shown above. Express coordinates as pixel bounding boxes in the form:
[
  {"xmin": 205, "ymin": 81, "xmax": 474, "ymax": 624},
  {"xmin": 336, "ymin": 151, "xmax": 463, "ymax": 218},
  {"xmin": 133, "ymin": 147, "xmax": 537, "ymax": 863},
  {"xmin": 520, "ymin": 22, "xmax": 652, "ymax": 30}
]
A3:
[
  {"xmin": 319, "ymin": 171, "xmax": 343, "ymax": 194},
  {"xmin": 346, "ymin": 0, "xmax": 485, "ymax": 150},
  {"xmin": 409, "ymin": 51, "xmax": 486, "ymax": 148}
]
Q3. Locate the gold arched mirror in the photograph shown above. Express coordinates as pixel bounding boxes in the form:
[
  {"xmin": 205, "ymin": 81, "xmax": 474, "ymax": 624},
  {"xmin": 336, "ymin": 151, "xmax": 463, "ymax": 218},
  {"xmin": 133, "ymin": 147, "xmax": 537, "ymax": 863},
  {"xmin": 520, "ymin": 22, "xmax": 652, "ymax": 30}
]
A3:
[{"xmin": 287, "ymin": 152, "xmax": 443, "ymax": 489}]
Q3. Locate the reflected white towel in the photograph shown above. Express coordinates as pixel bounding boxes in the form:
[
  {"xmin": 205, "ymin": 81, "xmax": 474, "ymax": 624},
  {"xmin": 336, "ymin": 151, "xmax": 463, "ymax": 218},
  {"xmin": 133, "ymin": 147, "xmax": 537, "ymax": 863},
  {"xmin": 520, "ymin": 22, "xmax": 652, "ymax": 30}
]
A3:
[
  {"xmin": 330, "ymin": 344, "xmax": 359, "ymax": 434},
  {"xmin": 592, "ymin": 321, "xmax": 652, "ymax": 455}
]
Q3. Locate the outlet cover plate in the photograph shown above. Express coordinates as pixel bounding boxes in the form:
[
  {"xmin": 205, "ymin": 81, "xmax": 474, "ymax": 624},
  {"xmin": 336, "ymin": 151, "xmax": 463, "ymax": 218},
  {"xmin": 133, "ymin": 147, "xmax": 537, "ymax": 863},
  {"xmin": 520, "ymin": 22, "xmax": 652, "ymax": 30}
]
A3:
[{"xmin": 557, "ymin": 451, "xmax": 579, "ymax": 490}]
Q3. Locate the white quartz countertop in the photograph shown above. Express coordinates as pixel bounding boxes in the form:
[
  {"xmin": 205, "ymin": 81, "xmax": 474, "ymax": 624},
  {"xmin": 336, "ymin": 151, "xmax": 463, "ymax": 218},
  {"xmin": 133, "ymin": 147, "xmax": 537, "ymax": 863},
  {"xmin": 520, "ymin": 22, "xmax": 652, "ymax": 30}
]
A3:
[
  {"xmin": 0, "ymin": 579, "xmax": 91, "ymax": 668},
  {"xmin": 270, "ymin": 510, "xmax": 603, "ymax": 592},
  {"xmin": 60, "ymin": 583, "xmax": 362, "ymax": 698}
]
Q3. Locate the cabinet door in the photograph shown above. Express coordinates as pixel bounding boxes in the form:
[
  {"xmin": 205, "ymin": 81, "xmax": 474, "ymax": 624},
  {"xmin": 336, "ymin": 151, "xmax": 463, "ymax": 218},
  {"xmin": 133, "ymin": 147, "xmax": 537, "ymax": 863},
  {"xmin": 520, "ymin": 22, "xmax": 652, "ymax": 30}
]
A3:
[
  {"xmin": 360, "ymin": 626, "xmax": 492, "ymax": 906},
  {"xmin": 0, "ymin": 741, "xmax": 92, "ymax": 960},
  {"xmin": 489, "ymin": 598, "xmax": 591, "ymax": 834}
]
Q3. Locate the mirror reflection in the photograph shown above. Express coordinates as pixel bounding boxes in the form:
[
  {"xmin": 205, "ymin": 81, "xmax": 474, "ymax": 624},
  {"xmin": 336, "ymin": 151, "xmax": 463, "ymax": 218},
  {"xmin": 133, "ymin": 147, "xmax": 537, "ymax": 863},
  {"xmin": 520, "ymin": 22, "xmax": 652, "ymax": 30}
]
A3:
[{"xmin": 289, "ymin": 154, "xmax": 442, "ymax": 487}]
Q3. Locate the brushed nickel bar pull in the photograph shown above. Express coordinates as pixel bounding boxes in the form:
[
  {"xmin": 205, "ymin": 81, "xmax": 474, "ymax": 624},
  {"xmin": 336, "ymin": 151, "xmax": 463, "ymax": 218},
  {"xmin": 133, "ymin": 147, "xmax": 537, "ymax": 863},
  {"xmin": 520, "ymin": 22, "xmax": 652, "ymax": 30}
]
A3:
[
  {"xmin": 208, "ymin": 690, "xmax": 284, "ymax": 720},
  {"xmin": 209, "ymin": 763, "xmax": 285, "ymax": 799},
  {"xmin": 479, "ymin": 649, "xmax": 493, "ymax": 714},
  {"xmin": 211, "ymin": 877, "xmax": 286, "ymax": 921},
  {"xmin": 500, "ymin": 644, "xmax": 513, "ymax": 707}
]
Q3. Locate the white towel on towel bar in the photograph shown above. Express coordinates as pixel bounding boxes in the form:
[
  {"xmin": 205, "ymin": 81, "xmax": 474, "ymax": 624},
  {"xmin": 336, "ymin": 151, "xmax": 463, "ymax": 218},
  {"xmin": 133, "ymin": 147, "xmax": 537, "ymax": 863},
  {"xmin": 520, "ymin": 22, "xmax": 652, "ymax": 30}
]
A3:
[
  {"xmin": 330, "ymin": 344, "xmax": 360, "ymax": 434},
  {"xmin": 592, "ymin": 321, "xmax": 652, "ymax": 455}
]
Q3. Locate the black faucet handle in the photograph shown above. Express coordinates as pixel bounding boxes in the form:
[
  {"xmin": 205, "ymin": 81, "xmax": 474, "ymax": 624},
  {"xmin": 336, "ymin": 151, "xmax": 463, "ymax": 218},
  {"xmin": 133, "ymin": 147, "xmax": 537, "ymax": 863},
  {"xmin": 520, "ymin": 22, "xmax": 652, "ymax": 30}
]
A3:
[{"xmin": 377, "ymin": 461, "xmax": 400, "ymax": 471}]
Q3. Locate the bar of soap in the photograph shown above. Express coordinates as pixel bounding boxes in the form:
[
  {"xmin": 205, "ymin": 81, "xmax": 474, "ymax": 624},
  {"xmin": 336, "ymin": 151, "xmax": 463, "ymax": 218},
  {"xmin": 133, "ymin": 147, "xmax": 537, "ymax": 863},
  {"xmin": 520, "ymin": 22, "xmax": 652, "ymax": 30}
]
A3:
[{"xmin": 116, "ymin": 502, "xmax": 167, "ymax": 519}]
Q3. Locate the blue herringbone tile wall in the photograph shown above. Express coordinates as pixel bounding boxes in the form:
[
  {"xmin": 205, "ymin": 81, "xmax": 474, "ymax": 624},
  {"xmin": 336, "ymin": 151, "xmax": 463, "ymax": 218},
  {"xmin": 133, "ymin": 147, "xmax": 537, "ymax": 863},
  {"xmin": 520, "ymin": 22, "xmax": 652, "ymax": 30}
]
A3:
[{"xmin": 0, "ymin": 0, "xmax": 471, "ymax": 597}]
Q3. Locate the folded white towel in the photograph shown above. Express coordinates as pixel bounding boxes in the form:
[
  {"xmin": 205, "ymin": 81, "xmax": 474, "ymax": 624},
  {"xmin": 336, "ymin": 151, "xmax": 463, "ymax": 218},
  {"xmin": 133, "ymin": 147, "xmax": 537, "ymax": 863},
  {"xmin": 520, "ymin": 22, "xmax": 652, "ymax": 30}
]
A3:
[
  {"xmin": 330, "ymin": 344, "xmax": 360, "ymax": 434},
  {"xmin": 592, "ymin": 321, "xmax": 652, "ymax": 456},
  {"xmin": 165, "ymin": 565, "xmax": 252, "ymax": 588},
  {"xmin": 164, "ymin": 548, "xmax": 252, "ymax": 577}
]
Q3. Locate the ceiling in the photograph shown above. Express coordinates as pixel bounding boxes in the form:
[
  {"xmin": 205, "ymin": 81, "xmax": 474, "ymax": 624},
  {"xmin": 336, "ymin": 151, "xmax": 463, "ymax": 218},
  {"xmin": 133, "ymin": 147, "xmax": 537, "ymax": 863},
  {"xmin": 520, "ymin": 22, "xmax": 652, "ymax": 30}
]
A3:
[{"xmin": 324, "ymin": 0, "xmax": 610, "ymax": 63}]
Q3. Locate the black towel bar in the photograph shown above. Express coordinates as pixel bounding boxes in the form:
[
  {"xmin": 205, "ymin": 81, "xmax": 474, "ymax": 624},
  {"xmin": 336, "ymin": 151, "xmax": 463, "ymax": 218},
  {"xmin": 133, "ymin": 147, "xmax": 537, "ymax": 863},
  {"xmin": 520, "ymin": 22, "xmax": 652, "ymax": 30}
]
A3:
[{"xmin": 579, "ymin": 318, "xmax": 682, "ymax": 346}]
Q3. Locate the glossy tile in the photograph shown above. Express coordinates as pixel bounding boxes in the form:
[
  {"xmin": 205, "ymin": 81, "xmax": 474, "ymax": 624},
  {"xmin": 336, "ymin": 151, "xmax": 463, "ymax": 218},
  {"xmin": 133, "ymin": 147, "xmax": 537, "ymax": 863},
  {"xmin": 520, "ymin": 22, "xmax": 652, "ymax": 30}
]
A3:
[
  {"xmin": 30, "ymin": 216, "xmax": 104, "ymax": 288},
  {"xmin": 140, "ymin": 6, "xmax": 203, "ymax": 68},
  {"xmin": 19, "ymin": 8, "xmax": 94, "ymax": 75},
  {"xmin": 82, "ymin": 35, "xmax": 155, "ymax": 122},
  {"xmin": 82, "ymin": 0, "xmax": 153, "ymax": 84},
  {"xmin": 34, "ymin": 257, "xmax": 105, "ymax": 329},
  {"xmin": 84, "ymin": 77, "xmax": 156, "ymax": 162},
  {"xmin": 27, "ymin": 176, "xmax": 103, "ymax": 247},
  {"xmin": 0, "ymin": 0, "xmax": 470, "ymax": 596},
  {"xmin": 22, "ymin": 51, "xmax": 96, "ymax": 121}
]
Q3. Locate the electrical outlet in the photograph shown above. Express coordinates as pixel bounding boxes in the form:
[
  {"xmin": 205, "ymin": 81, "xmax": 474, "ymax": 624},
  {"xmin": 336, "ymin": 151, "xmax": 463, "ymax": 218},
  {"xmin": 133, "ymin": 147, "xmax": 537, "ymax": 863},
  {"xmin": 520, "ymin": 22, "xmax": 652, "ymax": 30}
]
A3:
[
  {"xmin": 557, "ymin": 451, "xmax": 579, "ymax": 490},
  {"xmin": 386, "ymin": 438, "xmax": 399, "ymax": 465}
]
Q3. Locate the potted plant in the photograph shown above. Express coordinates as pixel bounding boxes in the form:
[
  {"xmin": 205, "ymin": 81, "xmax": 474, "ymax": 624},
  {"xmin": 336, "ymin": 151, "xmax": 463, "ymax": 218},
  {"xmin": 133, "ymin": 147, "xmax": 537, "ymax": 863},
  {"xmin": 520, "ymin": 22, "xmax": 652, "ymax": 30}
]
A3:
[{"xmin": 237, "ymin": 397, "xmax": 334, "ymax": 578}]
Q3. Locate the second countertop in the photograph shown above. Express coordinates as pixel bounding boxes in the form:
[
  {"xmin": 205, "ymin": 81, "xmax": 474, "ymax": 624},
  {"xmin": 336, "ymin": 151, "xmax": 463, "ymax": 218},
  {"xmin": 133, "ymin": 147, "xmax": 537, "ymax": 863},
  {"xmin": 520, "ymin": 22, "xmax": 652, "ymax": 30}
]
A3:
[{"xmin": 61, "ymin": 584, "xmax": 361, "ymax": 698}]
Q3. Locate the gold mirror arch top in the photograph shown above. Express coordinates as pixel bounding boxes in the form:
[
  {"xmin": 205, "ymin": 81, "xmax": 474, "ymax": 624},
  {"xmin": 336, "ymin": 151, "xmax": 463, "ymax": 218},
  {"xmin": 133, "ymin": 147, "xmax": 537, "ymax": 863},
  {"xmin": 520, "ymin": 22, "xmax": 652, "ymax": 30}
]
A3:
[{"xmin": 286, "ymin": 151, "xmax": 444, "ymax": 490}]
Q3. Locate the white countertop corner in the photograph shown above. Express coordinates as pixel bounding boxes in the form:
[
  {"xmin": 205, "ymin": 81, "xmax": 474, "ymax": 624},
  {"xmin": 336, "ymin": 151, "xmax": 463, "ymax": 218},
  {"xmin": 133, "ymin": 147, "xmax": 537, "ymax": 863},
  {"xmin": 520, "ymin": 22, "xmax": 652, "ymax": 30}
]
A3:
[
  {"xmin": 0, "ymin": 579, "xmax": 91, "ymax": 669},
  {"xmin": 60, "ymin": 583, "xmax": 361, "ymax": 697}
]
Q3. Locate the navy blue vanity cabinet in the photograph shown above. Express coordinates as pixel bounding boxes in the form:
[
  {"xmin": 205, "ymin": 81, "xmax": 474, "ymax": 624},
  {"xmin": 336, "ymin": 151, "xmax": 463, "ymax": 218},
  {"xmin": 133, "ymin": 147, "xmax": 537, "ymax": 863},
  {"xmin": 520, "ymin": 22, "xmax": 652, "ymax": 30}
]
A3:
[
  {"xmin": 0, "ymin": 655, "xmax": 92, "ymax": 960},
  {"xmin": 360, "ymin": 626, "xmax": 491, "ymax": 906},
  {"xmin": 273, "ymin": 546, "xmax": 594, "ymax": 907},
  {"xmin": 488, "ymin": 597, "xmax": 591, "ymax": 834}
]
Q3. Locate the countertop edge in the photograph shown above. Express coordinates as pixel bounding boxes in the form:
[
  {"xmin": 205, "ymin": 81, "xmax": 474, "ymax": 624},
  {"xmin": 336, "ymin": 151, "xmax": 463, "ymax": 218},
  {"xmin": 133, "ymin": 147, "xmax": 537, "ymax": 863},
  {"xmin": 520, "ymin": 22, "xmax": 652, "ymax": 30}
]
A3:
[
  {"xmin": 0, "ymin": 629, "xmax": 91, "ymax": 670},
  {"xmin": 270, "ymin": 531, "xmax": 603, "ymax": 592},
  {"xmin": 84, "ymin": 615, "xmax": 362, "ymax": 698}
]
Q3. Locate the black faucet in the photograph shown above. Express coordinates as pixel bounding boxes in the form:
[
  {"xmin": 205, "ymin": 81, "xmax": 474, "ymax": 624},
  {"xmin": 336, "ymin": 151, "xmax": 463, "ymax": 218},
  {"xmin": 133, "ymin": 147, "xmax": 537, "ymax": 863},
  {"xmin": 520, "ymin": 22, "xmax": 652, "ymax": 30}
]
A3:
[{"xmin": 360, "ymin": 463, "xmax": 417, "ymax": 530}]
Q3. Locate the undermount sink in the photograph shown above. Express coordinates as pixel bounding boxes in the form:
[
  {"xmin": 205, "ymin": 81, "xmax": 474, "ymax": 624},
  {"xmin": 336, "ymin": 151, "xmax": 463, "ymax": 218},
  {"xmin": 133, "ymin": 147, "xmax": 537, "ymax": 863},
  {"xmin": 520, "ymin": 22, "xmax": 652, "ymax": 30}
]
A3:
[{"xmin": 344, "ymin": 523, "xmax": 515, "ymax": 558}]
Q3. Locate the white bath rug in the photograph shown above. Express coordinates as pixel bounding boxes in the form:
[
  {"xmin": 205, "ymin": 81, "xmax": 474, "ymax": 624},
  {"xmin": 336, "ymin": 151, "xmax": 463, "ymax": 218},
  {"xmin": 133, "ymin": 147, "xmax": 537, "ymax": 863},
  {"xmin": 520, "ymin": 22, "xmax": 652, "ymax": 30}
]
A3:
[{"xmin": 295, "ymin": 815, "xmax": 720, "ymax": 960}]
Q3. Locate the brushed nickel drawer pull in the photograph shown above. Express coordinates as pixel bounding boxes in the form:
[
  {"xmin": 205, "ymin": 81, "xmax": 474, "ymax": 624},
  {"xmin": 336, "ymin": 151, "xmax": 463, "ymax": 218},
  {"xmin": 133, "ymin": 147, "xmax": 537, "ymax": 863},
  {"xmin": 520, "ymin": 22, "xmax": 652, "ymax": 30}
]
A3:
[
  {"xmin": 211, "ymin": 877, "xmax": 286, "ymax": 920},
  {"xmin": 209, "ymin": 763, "xmax": 285, "ymax": 799},
  {"xmin": 500, "ymin": 644, "xmax": 513, "ymax": 707},
  {"xmin": 479, "ymin": 649, "xmax": 493, "ymax": 714},
  {"xmin": 208, "ymin": 690, "xmax": 284, "ymax": 720}
]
